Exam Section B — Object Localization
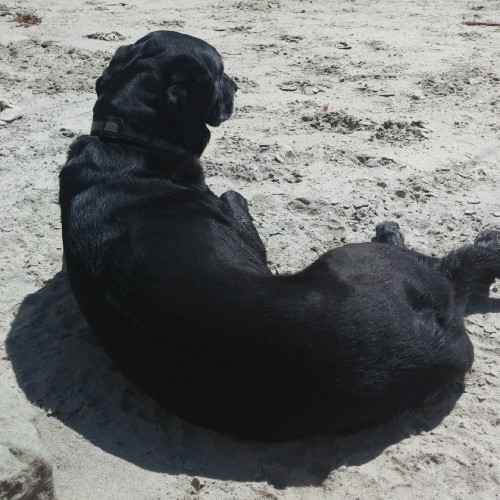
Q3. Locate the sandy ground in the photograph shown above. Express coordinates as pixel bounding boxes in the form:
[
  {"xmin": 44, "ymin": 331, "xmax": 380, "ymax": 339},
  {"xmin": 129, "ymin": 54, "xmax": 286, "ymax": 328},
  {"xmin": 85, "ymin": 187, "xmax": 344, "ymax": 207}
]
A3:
[{"xmin": 1, "ymin": 0, "xmax": 500, "ymax": 498}]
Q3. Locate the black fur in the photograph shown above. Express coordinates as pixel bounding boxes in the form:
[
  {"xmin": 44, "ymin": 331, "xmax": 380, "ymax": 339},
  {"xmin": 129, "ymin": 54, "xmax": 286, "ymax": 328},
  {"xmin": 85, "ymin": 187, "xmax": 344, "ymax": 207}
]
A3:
[{"xmin": 59, "ymin": 31, "xmax": 500, "ymax": 440}]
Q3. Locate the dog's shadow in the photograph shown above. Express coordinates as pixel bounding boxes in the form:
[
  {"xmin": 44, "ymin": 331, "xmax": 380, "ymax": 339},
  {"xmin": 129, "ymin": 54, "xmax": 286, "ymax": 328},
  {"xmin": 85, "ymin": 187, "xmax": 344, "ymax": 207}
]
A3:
[{"xmin": 6, "ymin": 269, "xmax": 486, "ymax": 488}]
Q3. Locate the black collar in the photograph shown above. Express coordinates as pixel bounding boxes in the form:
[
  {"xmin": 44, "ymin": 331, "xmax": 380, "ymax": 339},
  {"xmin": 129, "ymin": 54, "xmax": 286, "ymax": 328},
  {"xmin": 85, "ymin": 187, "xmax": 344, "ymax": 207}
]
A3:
[{"xmin": 91, "ymin": 116, "xmax": 187, "ymax": 155}]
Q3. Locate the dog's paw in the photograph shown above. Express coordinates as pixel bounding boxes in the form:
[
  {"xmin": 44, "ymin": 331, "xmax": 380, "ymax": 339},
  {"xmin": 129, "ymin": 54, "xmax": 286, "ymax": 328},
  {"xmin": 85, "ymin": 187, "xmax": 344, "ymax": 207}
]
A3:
[
  {"xmin": 372, "ymin": 220, "xmax": 405, "ymax": 247},
  {"xmin": 220, "ymin": 190, "xmax": 249, "ymax": 210},
  {"xmin": 474, "ymin": 229, "xmax": 500, "ymax": 252}
]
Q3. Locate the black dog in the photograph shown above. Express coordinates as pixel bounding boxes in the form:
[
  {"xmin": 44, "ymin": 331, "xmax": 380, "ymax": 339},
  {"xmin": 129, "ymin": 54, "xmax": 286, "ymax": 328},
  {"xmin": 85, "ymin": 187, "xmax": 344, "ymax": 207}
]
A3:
[{"xmin": 59, "ymin": 31, "xmax": 500, "ymax": 440}]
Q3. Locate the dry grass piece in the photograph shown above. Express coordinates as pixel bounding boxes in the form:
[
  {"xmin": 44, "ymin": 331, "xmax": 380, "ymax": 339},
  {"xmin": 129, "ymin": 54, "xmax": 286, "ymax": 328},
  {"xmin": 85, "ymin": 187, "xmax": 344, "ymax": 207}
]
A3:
[
  {"xmin": 463, "ymin": 20, "xmax": 500, "ymax": 26},
  {"xmin": 14, "ymin": 11, "xmax": 42, "ymax": 26}
]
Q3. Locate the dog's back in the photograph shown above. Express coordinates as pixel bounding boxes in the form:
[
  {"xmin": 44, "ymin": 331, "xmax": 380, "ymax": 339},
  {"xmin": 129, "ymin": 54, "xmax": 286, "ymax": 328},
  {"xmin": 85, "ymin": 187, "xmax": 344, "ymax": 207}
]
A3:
[{"xmin": 61, "ymin": 137, "xmax": 474, "ymax": 439}]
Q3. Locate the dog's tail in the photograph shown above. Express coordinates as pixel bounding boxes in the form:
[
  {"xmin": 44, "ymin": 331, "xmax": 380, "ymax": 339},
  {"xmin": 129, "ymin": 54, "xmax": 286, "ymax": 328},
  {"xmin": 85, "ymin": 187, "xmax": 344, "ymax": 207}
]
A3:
[{"xmin": 440, "ymin": 230, "xmax": 500, "ymax": 299}]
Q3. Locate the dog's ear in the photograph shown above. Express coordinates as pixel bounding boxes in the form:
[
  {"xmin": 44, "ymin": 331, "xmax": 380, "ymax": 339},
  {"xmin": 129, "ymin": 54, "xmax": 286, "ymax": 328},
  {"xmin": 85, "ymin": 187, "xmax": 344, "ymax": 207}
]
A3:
[
  {"xmin": 164, "ymin": 56, "xmax": 217, "ymax": 156},
  {"xmin": 95, "ymin": 44, "xmax": 137, "ymax": 97}
]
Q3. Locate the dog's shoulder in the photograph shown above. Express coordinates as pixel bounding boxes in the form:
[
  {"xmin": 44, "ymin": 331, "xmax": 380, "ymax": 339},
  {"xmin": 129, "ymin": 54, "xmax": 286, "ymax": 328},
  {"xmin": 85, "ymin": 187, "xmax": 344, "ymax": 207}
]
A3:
[{"xmin": 67, "ymin": 134, "xmax": 96, "ymax": 158}]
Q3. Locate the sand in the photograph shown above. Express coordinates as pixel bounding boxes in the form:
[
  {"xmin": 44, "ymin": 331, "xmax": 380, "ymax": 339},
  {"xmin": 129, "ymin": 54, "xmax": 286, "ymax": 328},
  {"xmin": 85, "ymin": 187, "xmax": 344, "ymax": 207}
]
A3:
[{"xmin": 1, "ymin": 0, "xmax": 500, "ymax": 498}]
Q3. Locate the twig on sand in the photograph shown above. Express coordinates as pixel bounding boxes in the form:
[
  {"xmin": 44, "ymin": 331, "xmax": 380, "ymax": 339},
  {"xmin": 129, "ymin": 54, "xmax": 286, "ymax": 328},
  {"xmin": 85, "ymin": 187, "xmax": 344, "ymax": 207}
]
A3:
[
  {"xmin": 463, "ymin": 20, "xmax": 500, "ymax": 26},
  {"xmin": 13, "ymin": 11, "xmax": 42, "ymax": 26}
]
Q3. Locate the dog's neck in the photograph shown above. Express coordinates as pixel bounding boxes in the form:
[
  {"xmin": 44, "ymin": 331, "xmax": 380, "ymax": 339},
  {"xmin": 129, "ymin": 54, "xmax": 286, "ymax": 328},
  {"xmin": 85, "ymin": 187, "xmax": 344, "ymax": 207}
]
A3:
[{"xmin": 91, "ymin": 116, "xmax": 188, "ymax": 156}]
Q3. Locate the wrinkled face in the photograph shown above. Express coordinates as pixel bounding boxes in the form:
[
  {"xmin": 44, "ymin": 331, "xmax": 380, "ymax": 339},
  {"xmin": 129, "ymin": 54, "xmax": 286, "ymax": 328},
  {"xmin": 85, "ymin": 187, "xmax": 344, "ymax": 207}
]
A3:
[
  {"xmin": 207, "ymin": 73, "xmax": 238, "ymax": 127},
  {"xmin": 93, "ymin": 31, "xmax": 238, "ymax": 156}
]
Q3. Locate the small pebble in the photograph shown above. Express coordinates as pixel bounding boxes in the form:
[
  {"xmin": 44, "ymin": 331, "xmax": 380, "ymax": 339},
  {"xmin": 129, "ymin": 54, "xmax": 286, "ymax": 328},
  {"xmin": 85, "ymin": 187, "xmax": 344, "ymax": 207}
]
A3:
[
  {"xmin": 280, "ymin": 84, "xmax": 297, "ymax": 91},
  {"xmin": 191, "ymin": 477, "xmax": 205, "ymax": 491},
  {"xmin": 266, "ymin": 224, "xmax": 283, "ymax": 236},
  {"xmin": 0, "ymin": 106, "xmax": 23, "ymax": 123},
  {"xmin": 60, "ymin": 128, "xmax": 76, "ymax": 138},
  {"xmin": 253, "ymin": 170, "xmax": 264, "ymax": 182},
  {"xmin": 353, "ymin": 200, "xmax": 369, "ymax": 209}
]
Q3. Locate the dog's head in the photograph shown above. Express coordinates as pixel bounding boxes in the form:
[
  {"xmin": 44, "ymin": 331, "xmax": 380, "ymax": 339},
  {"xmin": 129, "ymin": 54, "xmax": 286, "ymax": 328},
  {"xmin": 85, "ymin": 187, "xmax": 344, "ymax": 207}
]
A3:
[{"xmin": 93, "ymin": 31, "xmax": 237, "ymax": 157}]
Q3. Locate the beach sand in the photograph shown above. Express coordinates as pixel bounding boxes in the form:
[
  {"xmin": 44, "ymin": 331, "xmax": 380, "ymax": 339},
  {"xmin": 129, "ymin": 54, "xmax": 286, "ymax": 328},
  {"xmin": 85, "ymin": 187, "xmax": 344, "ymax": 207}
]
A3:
[{"xmin": 1, "ymin": 0, "xmax": 499, "ymax": 498}]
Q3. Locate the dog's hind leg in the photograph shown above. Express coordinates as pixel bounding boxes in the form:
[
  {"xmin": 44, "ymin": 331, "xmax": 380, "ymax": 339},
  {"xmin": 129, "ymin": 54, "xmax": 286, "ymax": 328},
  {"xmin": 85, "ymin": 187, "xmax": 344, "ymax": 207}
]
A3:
[
  {"xmin": 220, "ymin": 190, "xmax": 268, "ymax": 265},
  {"xmin": 374, "ymin": 223, "xmax": 500, "ymax": 298},
  {"xmin": 372, "ymin": 220, "xmax": 442, "ymax": 269},
  {"xmin": 474, "ymin": 229, "xmax": 500, "ymax": 251},
  {"xmin": 371, "ymin": 220, "xmax": 406, "ymax": 247},
  {"xmin": 441, "ymin": 229, "xmax": 500, "ymax": 299}
]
